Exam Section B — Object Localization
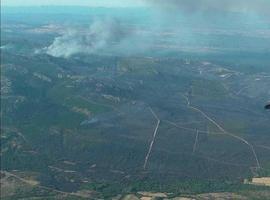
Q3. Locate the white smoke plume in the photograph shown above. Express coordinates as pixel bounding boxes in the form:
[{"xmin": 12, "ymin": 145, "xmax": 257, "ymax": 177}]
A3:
[
  {"xmin": 145, "ymin": 0, "xmax": 270, "ymax": 14},
  {"xmin": 41, "ymin": 1, "xmax": 270, "ymax": 58},
  {"xmin": 44, "ymin": 18, "xmax": 127, "ymax": 58}
]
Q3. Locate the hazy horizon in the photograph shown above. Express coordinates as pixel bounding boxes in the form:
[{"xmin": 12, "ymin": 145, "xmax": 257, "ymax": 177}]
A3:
[
  {"xmin": 2, "ymin": 0, "xmax": 270, "ymax": 14},
  {"xmin": 1, "ymin": 0, "xmax": 145, "ymax": 7}
]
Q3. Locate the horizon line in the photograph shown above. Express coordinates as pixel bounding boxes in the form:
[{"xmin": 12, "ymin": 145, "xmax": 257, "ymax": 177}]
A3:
[{"xmin": 1, "ymin": 5, "xmax": 148, "ymax": 8}]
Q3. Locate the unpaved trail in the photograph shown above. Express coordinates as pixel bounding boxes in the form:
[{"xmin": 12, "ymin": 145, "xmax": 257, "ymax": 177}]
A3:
[
  {"xmin": 157, "ymin": 148, "xmax": 251, "ymax": 167},
  {"xmin": 164, "ymin": 120, "xmax": 198, "ymax": 132},
  {"xmin": 1, "ymin": 171, "xmax": 89, "ymax": 198},
  {"xmin": 236, "ymin": 86, "xmax": 250, "ymax": 95},
  {"xmin": 192, "ymin": 129, "xmax": 199, "ymax": 153},
  {"xmin": 16, "ymin": 132, "xmax": 28, "ymax": 143},
  {"xmin": 182, "ymin": 95, "xmax": 261, "ymax": 169},
  {"xmin": 164, "ymin": 119, "xmax": 225, "ymax": 136},
  {"xmin": 3, "ymin": 128, "xmax": 28, "ymax": 143},
  {"xmin": 1, "ymin": 171, "xmax": 39, "ymax": 186},
  {"xmin": 143, "ymin": 107, "xmax": 160, "ymax": 170},
  {"xmin": 256, "ymin": 145, "xmax": 270, "ymax": 151},
  {"xmin": 78, "ymin": 95, "xmax": 118, "ymax": 111}
]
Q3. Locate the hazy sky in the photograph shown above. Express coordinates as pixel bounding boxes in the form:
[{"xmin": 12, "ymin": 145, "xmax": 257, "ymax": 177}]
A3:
[
  {"xmin": 2, "ymin": 0, "xmax": 270, "ymax": 14},
  {"xmin": 2, "ymin": 0, "xmax": 145, "ymax": 7}
]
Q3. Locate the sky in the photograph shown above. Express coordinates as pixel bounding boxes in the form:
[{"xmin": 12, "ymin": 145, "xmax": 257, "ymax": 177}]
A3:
[
  {"xmin": 3, "ymin": 0, "xmax": 270, "ymax": 14},
  {"xmin": 1, "ymin": 0, "xmax": 145, "ymax": 7}
]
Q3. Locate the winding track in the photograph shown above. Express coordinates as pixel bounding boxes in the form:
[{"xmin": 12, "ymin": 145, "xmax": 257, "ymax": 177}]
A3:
[
  {"xmin": 182, "ymin": 95, "xmax": 261, "ymax": 169},
  {"xmin": 1, "ymin": 171, "xmax": 88, "ymax": 198}
]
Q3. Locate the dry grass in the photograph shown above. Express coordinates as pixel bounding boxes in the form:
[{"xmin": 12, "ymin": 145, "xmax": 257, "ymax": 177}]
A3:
[{"xmin": 251, "ymin": 177, "xmax": 270, "ymax": 186}]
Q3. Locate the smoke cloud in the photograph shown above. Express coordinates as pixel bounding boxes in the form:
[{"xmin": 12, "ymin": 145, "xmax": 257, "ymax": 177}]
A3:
[
  {"xmin": 44, "ymin": 18, "xmax": 128, "ymax": 58},
  {"xmin": 41, "ymin": 0, "xmax": 270, "ymax": 58},
  {"xmin": 145, "ymin": 0, "xmax": 270, "ymax": 14}
]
